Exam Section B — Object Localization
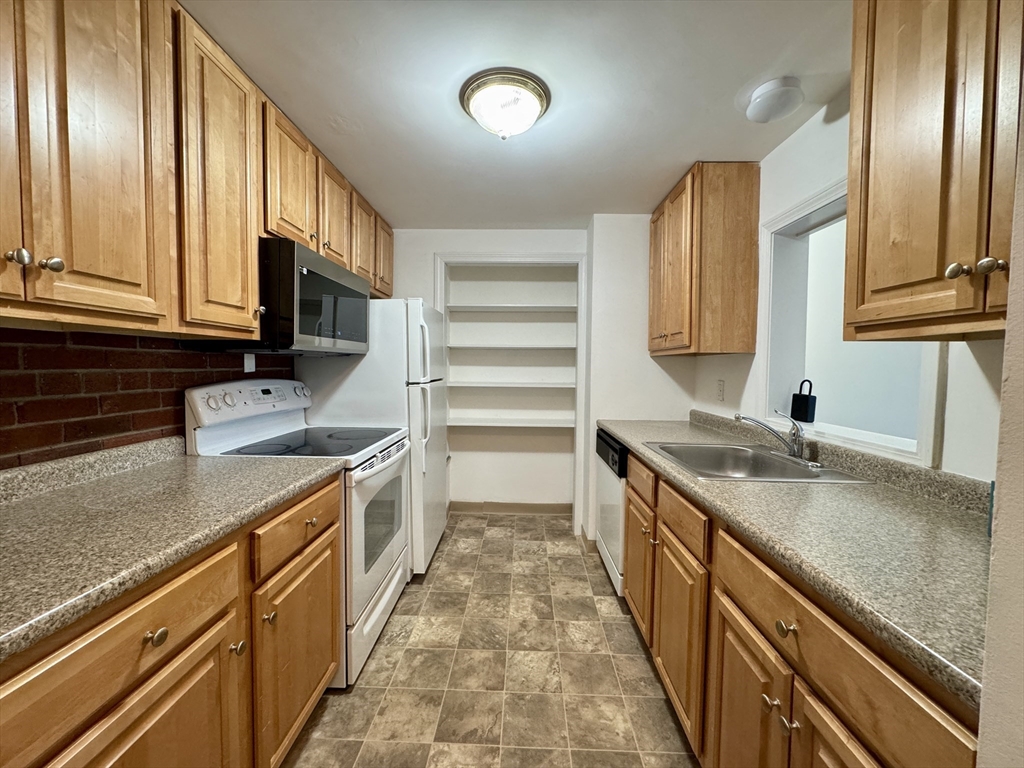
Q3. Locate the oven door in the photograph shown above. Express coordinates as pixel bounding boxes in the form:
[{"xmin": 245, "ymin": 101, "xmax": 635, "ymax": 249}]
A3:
[{"xmin": 346, "ymin": 440, "xmax": 410, "ymax": 622}]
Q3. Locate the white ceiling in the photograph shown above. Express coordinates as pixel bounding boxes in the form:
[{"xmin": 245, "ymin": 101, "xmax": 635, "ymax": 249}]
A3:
[{"xmin": 180, "ymin": 0, "xmax": 852, "ymax": 229}]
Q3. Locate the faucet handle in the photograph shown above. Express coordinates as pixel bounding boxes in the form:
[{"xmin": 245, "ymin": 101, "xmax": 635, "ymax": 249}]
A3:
[{"xmin": 773, "ymin": 409, "xmax": 804, "ymax": 436}]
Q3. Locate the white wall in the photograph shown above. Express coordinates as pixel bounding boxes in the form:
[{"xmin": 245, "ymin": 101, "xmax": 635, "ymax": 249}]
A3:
[
  {"xmin": 582, "ymin": 215, "xmax": 696, "ymax": 536},
  {"xmin": 694, "ymin": 95, "xmax": 1005, "ymax": 480}
]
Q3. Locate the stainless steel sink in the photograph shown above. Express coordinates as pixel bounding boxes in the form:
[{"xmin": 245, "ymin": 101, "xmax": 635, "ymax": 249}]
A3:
[{"xmin": 643, "ymin": 443, "xmax": 871, "ymax": 483}]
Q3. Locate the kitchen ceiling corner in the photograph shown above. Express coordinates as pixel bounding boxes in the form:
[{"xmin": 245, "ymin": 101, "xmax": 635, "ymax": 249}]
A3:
[{"xmin": 178, "ymin": 0, "xmax": 852, "ymax": 229}]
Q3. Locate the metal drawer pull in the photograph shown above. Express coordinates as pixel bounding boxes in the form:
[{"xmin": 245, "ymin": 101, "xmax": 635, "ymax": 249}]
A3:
[
  {"xmin": 976, "ymin": 258, "xmax": 1009, "ymax": 275},
  {"xmin": 306, "ymin": 517, "xmax": 318, "ymax": 528},
  {"xmin": 143, "ymin": 627, "xmax": 169, "ymax": 647},
  {"xmin": 775, "ymin": 620, "xmax": 798, "ymax": 638},
  {"xmin": 230, "ymin": 640, "xmax": 247, "ymax": 656},
  {"xmin": 760, "ymin": 694, "xmax": 781, "ymax": 713},
  {"xmin": 262, "ymin": 611, "xmax": 278, "ymax": 625},
  {"xmin": 779, "ymin": 715, "xmax": 801, "ymax": 736}
]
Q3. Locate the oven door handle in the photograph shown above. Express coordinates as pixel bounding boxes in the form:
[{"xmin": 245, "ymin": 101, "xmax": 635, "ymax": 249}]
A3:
[{"xmin": 351, "ymin": 441, "xmax": 410, "ymax": 484}]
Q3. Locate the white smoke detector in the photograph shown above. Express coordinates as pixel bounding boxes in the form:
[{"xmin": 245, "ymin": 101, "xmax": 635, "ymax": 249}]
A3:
[{"xmin": 746, "ymin": 77, "xmax": 804, "ymax": 123}]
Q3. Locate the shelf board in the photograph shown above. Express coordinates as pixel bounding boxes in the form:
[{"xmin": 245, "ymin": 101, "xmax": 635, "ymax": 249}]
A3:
[
  {"xmin": 448, "ymin": 381, "xmax": 576, "ymax": 389},
  {"xmin": 447, "ymin": 344, "xmax": 577, "ymax": 350},
  {"xmin": 448, "ymin": 417, "xmax": 576, "ymax": 429},
  {"xmin": 447, "ymin": 303, "xmax": 578, "ymax": 313}
]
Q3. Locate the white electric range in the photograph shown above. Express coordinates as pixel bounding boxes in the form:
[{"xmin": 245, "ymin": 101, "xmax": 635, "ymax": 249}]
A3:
[{"xmin": 184, "ymin": 379, "xmax": 411, "ymax": 686}]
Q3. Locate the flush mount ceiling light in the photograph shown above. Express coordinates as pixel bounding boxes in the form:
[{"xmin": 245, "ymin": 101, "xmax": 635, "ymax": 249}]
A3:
[
  {"xmin": 460, "ymin": 67, "xmax": 550, "ymax": 140},
  {"xmin": 746, "ymin": 77, "xmax": 804, "ymax": 123}
]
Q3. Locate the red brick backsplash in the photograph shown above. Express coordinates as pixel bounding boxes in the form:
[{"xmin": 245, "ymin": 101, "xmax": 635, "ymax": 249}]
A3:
[{"xmin": 0, "ymin": 328, "xmax": 294, "ymax": 470}]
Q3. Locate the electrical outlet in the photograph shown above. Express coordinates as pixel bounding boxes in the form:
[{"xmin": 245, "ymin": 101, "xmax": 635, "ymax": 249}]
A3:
[
  {"xmin": 716, "ymin": 379, "xmax": 725, "ymax": 402},
  {"xmin": 243, "ymin": 353, "xmax": 256, "ymax": 373}
]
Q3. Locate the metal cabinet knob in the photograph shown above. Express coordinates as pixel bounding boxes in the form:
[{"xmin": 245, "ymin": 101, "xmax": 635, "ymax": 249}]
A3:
[
  {"xmin": 229, "ymin": 640, "xmax": 247, "ymax": 656},
  {"xmin": 324, "ymin": 240, "xmax": 331, "ymax": 249},
  {"xmin": 144, "ymin": 627, "xmax": 169, "ymax": 647},
  {"xmin": 306, "ymin": 517, "xmax": 318, "ymax": 528},
  {"xmin": 649, "ymin": 538, "xmax": 660, "ymax": 547},
  {"xmin": 4, "ymin": 248, "xmax": 32, "ymax": 266},
  {"xmin": 779, "ymin": 715, "xmax": 801, "ymax": 736},
  {"xmin": 39, "ymin": 257, "xmax": 65, "ymax": 272},
  {"xmin": 641, "ymin": 527, "xmax": 650, "ymax": 536},
  {"xmin": 976, "ymin": 257, "xmax": 1009, "ymax": 275},
  {"xmin": 310, "ymin": 232, "xmax": 318, "ymax": 240},
  {"xmin": 944, "ymin": 262, "xmax": 973, "ymax": 279},
  {"xmin": 255, "ymin": 306, "xmax": 266, "ymax": 316},
  {"xmin": 761, "ymin": 694, "xmax": 781, "ymax": 713},
  {"xmin": 775, "ymin": 619, "xmax": 798, "ymax": 638},
  {"xmin": 262, "ymin": 611, "xmax": 278, "ymax": 625}
]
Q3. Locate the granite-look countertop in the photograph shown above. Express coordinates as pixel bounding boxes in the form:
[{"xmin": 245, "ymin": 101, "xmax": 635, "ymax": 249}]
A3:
[
  {"xmin": 0, "ymin": 455, "xmax": 347, "ymax": 662},
  {"xmin": 598, "ymin": 419, "xmax": 990, "ymax": 712}
]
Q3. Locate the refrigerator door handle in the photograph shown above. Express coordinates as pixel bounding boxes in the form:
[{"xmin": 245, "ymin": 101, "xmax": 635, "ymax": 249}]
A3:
[
  {"xmin": 421, "ymin": 386, "xmax": 432, "ymax": 474},
  {"xmin": 419, "ymin": 318, "xmax": 431, "ymax": 382}
]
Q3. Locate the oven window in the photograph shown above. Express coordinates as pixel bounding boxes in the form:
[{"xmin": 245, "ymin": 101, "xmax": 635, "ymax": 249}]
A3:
[
  {"xmin": 297, "ymin": 266, "xmax": 368, "ymax": 343},
  {"xmin": 364, "ymin": 474, "xmax": 403, "ymax": 574}
]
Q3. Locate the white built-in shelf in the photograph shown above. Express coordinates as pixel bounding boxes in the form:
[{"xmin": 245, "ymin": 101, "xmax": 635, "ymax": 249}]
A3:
[
  {"xmin": 447, "ymin": 344, "xmax": 577, "ymax": 350},
  {"xmin": 448, "ymin": 381, "xmax": 576, "ymax": 389},
  {"xmin": 448, "ymin": 417, "xmax": 576, "ymax": 429},
  {"xmin": 447, "ymin": 303, "xmax": 578, "ymax": 314}
]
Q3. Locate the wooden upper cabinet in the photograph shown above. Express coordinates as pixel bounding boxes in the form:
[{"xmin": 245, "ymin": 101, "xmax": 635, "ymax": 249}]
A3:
[
  {"xmin": 264, "ymin": 103, "xmax": 317, "ymax": 248},
  {"xmin": 15, "ymin": 0, "xmax": 172, "ymax": 320},
  {"xmin": 649, "ymin": 162, "xmax": 759, "ymax": 355},
  {"xmin": 845, "ymin": 0, "xmax": 1021, "ymax": 340},
  {"xmin": 319, "ymin": 157, "xmax": 352, "ymax": 269},
  {"xmin": 48, "ymin": 611, "xmax": 247, "ymax": 768},
  {"xmin": 0, "ymin": 0, "xmax": 23, "ymax": 301},
  {"xmin": 253, "ymin": 527, "xmax": 341, "ymax": 768},
  {"xmin": 789, "ymin": 678, "xmax": 881, "ymax": 768},
  {"xmin": 652, "ymin": 520, "xmax": 708, "ymax": 756},
  {"xmin": 375, "ymin": 216, "xmax": 394, "ymax": 297},
  {"xmin": 351, "ymin": 189, "xmax": 376, "ymax": 284},
  {"xmin": 177, "ymin": 7, "xmax": 260, "ymax": 333},
  {"xmin": 623, "ymin": 487, "xmax": 656, "ymax": 643},
  {"xmin": 705, "ymin": 587, "xmax": 793, "ymax": 768}
]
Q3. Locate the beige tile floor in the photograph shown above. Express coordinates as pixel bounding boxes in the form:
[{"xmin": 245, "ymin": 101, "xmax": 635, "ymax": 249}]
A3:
[{"xmin": 283, "ymin": 513, "xmax": 699, "ymax": 768}]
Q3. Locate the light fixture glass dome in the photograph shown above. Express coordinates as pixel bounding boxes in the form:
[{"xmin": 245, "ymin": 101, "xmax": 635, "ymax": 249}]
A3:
[
  {"xmin": 746, "ymin": 77, "xmax": 804, "ymax": 123},
  {"xmin": 460, "ymin": 68, "xmax": 550, "ymax": 140}
]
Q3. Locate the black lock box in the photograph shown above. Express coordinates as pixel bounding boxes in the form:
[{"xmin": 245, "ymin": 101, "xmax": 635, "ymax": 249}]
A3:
[{"xmin": 791, "ymin": 379, "xmax": 816, "ymax": 423}]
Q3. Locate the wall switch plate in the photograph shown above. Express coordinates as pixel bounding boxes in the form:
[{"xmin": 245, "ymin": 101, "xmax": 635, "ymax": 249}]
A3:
[
  {"xmin": 716, "ymin": 380, "xmax": 726, "ymax": 401},
  {"xmin": 243, "ymin": 353, "xmax": 256, "ymax": 373}
]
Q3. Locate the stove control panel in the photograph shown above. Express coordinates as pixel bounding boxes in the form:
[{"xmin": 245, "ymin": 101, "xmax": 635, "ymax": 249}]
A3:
[{"xmin": 184, "ymin": 379, "xmax": 312, "ymax": 428}]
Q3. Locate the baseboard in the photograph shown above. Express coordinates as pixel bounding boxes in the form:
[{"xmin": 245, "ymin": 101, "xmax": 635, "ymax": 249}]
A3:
[
  {"xmin": 449, "ymin": 501, "xmax": 572, "ymax": 516},
  {"xmin": 578, "ymin": 527, "xmax": 599, "ymax": 554}
]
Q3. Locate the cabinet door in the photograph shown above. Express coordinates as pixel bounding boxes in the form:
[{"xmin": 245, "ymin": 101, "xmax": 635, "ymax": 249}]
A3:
[
  {"xmin": 663, "ymin": 174, "xmax": 693, "ymax": 350},
  {"xmin": 18, "ymin": 0, "xmax": 171, "ymax": 318},
  {"xmin": 178, "ymin": 9, "xmax": 260, "ymax": 332},
  {"xmin": 253, "ymin": 526, "xmax": 341, "ymax": 768},
  {"xmin": 648, "ymin": 205, "xmax": 666, "ymax": 351},
  {"xmin": 319, "ymin": 158, "xmax": 351, "ymax": 269},
  {"xmin": 789, "ymin": 678, "xmax": 881, "ymax": 768},
  {"xmin": 623, "ymin": 487, "xmax": 655, "ymax": 642},
  {"xmin": 375, "ymin": 216, "xmax": 394, "ymax": 296},
  {"xmin": 351, "ymin": 190, "xmax": 375, "ymax": 283},
  {"xmin": 705, "ymin": 587, "xmax": 792, "ymax": 768},
  {"xmin": 264, "ymin": 103, "xmax": 317, "ymax": 247},
  {"xmin": 845, "ymin": 0, "xmax": 997, "ymax": 328},
  {"xmin": 653, "ymin": 520, "xmax": 708, "ymax": 754},
  {"xmin": 48, "ymin": 611, "xmax": 246, "ymax": 768},
  {"xmin": 0, "ymin": 0, "xmax": 23, "ymax": 301}
]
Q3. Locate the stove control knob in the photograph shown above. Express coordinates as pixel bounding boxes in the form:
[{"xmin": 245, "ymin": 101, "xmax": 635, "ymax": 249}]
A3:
[
  {"xmin": 223, "ymin": 392, "xmax": 236, "ymax": 407},
  {"xmin": 206, "ymin": 394, "xmax": 221, "ymax": 411},
  {"xmin": 293, "ymin": 386, "xmax": 303, "ymax": 397},
  {"xmin": 302, "ymin": 386, "xmax": 311, "ymax": 397}
]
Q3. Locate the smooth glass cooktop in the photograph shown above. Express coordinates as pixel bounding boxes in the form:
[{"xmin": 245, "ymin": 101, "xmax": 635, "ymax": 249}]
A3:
[{"xmin": 224, "ymin": 427, "xmax": 400, "ymax": 457}]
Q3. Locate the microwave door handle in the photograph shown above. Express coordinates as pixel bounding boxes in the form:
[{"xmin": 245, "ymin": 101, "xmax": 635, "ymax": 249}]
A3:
[
  {"xmin": 421, "ymin": 386, "xmax": 432, "ymax": 474},
  {"xmin": 419, "ymin": 318, "xmax": 430, "ymax": 382}
]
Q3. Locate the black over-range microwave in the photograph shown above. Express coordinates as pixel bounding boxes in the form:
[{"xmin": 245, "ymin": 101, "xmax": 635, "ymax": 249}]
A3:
[{"xmin": 209, "ymin": 238, "xmax": 371, "ymax": 356}]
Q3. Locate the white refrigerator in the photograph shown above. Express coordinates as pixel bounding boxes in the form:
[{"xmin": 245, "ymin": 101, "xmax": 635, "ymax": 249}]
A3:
[{"xmin": 297, "ymin": 298, "xmax": 448, "ymax": 574}]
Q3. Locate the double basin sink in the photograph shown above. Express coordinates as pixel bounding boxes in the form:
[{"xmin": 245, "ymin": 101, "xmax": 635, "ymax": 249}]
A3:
[{"xmin": 644, "ymin": 443, "xmax": 871, "ymax": 484}]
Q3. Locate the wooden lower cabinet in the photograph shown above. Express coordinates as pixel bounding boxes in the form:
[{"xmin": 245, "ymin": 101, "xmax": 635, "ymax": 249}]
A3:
[
  {"xmin": 252, "ymin": 524, "xmax": 341, "ymax": 768},
  {"xmin": 48, "ymin": 611, "xmax": 247, "ymax": 768},
  {"xmin": 705, "ymin": 587, "xmax": 793, "ymax": 768},
  {"xmin": 623, "ymin": 487, "xmax": 656, "ymax": 642},
  {"xmin": 790, "ymin": 678, "xmax": 880, "ymax": 768},
  {"xmin": 652, "ymin": 520, "xmax": 707, "ymax": 754}
]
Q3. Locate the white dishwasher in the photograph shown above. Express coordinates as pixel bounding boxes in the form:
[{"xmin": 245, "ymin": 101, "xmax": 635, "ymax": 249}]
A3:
[{"xmin": 595, "ymin": 429, "xmax": 629, "ymax": 595}]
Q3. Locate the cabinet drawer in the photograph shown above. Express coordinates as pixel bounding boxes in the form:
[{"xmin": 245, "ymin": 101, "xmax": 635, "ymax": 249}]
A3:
[
  {"xmin": 656, "ymin": 482, "xmax": 708, "ymax": 563},
  {"xmin": 252, "ymin": 481, "xmax": 340, "ymax": 582},
  {"xmin": 627, "ymin": 456, "xmax": 657, "ymax": 508},
  {"xmin": 0, "ymin": 544, "xmax": 240, "ymax": 768},
  {"xmin": 716, "ymin": 531, "xmax": 976, "ymax": 768}
]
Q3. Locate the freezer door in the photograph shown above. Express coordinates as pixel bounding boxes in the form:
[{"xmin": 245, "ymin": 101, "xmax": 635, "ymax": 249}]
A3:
[
  {"xmin": 406, "ymin": 299, "xmax": 446, "ymax": 383},
  {"xmin": 408, "ymin": 380, "xmax": 448, "ymax": 573}
]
